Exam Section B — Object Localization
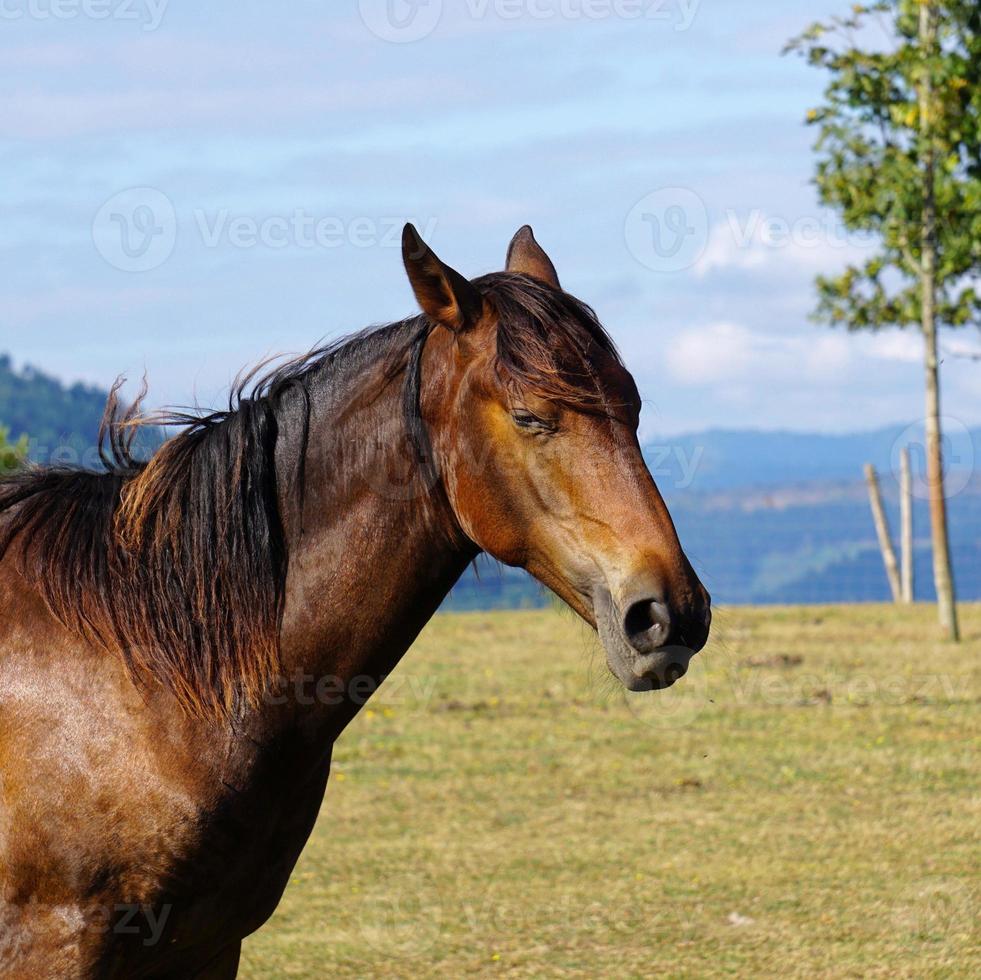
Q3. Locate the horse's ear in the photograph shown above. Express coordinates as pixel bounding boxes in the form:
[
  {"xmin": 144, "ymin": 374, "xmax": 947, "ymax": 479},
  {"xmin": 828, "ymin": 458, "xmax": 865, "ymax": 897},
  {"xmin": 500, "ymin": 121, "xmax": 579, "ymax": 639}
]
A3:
[
  {"xmin": 506, "ymin": 225, "xmax": 561, "ymax": 290},
  {"xmin": 402, "ymin": 224, "xmax": 482, "ymax": 332}
]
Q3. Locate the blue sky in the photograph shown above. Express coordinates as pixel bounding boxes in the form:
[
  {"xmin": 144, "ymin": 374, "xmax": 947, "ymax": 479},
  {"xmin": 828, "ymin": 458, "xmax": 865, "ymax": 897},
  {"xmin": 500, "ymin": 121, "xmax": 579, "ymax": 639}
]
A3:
[{"xmin": 2, "ymin": 0, "xmax": 979, "ymax": 437}]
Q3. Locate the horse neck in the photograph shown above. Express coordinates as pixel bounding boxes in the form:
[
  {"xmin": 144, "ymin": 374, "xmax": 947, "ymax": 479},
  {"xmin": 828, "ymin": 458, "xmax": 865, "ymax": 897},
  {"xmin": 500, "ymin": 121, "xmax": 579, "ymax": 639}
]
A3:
[{"xmin": 273, "ymin": 331, "xmax": 476, "ymax": 733}]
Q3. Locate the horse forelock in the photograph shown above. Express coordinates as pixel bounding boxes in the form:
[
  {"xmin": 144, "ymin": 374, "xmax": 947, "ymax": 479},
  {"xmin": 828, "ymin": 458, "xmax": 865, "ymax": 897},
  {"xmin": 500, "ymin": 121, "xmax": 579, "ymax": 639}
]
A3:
[{"xmin": 475, "ymin": 272, "xmax": 624, "ymax": 414}]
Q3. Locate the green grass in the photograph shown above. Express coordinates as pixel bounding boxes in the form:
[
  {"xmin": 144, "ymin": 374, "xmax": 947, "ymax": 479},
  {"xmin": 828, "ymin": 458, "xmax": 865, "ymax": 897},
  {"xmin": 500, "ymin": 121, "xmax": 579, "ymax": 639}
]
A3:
[{"xmin": 240, "ymin": 605, "xmax": 980, "ymax": 978}]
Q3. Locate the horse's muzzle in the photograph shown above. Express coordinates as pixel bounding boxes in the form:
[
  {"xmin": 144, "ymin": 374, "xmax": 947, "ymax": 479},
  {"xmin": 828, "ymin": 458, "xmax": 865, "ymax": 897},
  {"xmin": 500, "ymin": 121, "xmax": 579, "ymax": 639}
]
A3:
[{"xmin": 594, "ymin": 586, "xmax": 710, "ymax": 692}]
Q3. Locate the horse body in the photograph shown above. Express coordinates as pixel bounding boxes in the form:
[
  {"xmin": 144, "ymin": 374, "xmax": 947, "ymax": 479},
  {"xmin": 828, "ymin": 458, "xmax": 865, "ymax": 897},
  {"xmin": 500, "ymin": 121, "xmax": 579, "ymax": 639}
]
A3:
[
  {"xmin": 0, "ymin": 595, "xmax": 330, "ymax": 977},
  {"xmin": 0, "ymin": 336, "xmax": 474, "ymax": 977},
  {"xmin": 0, "ymin": 226, "xmax": 710, "ymax": 977}
]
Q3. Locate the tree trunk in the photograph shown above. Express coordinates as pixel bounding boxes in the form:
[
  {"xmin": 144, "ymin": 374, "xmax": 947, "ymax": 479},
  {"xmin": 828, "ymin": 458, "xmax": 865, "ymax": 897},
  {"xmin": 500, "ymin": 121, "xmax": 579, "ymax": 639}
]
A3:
[{"xmin": 919, "ymin": 2, "xmax": 960, "ymax": 641}]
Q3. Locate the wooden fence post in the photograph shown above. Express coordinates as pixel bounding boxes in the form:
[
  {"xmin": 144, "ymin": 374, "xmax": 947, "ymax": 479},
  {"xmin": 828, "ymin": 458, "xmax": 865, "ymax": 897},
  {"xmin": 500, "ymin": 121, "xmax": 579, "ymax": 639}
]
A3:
[
  {"xmin": 900, "ymin": 448, "xmax": 914, "ymax": 603},
  {"xmin": 864, "ymin": 463, "xmax": 902, "ymax": 603}
]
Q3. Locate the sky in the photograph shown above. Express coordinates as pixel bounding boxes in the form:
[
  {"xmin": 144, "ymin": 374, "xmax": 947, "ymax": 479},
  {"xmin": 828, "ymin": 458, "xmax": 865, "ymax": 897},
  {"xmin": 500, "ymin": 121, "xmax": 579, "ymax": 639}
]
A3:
[{"xmin": 2, "ymin": 0, "xmax": 980, "ymax": 439}]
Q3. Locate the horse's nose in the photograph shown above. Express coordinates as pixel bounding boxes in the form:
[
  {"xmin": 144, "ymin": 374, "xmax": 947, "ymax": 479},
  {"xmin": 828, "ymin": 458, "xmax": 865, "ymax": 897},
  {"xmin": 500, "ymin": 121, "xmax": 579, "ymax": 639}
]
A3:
[{"xmin": 622, "ymin": 591, "xmax": 711, "ymax": 655}]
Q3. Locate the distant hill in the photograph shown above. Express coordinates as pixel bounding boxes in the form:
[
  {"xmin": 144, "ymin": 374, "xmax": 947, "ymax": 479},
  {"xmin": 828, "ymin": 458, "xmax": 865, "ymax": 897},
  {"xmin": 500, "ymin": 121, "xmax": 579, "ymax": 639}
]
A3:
[
  {"xmin": 0, "ymin": 356, "xmax": 166, "ymax": 466},
  {"xmin": 639, "ymin": 425, "xmax": 981, "ymax": 492},
  {"xmin": 0, "ymin": 355, "xmax": 110, "ymax": 464},
  {"xmin": 663, "ymin": 477, "xmax": 981, "ymax": 606}
]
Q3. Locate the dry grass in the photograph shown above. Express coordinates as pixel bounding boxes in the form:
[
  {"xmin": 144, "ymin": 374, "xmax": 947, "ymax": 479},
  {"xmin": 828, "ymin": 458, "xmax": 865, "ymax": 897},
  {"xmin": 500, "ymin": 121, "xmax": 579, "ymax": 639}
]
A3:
[{"xmin": 240, "ymin": 604, "xmax": 980, "ymax": 978}]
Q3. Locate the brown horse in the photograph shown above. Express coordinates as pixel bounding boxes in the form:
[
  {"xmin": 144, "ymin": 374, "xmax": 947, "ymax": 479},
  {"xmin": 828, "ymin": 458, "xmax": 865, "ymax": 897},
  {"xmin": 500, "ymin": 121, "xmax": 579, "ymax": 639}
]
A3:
[{"xmin": 0, "ymin": 226, "xmax": 710, "ymax": 978}]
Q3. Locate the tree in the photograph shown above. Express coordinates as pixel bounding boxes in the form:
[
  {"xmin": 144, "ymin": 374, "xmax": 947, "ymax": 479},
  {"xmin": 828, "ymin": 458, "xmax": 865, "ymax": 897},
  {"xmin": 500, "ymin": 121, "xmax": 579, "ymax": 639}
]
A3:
[
  {"xmin": 787, "ymin": 1, "xmax": 981, "ymax": 641},
  {"xmin": 0, "ymin": 425, "xmax": 27, "ymax": 476}
]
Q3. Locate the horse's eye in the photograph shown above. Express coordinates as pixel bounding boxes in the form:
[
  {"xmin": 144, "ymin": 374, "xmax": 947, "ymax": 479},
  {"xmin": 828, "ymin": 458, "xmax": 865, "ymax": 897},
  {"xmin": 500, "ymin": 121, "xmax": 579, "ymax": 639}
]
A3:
[{"xmin": 511, "ymin": 409, "xmax": 554, "ymax": 433}]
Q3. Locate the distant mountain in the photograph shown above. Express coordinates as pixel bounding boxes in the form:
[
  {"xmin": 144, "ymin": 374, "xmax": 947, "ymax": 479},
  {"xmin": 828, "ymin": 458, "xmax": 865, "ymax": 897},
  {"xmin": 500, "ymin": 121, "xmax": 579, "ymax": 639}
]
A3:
[
  {"xmin": 0, "ymin": 355, "xmax": 110, "ymax": 465},
  {"xmin": 663, "ymin": 477, "xmax": 981, "ymax": 606},
  {"xmin": 0, "ymin": 356, "xmax": 165, "ymax": 466},
  {"xmin": 640, "ymin": 425, "xmax": 981, "ymax": 493}
]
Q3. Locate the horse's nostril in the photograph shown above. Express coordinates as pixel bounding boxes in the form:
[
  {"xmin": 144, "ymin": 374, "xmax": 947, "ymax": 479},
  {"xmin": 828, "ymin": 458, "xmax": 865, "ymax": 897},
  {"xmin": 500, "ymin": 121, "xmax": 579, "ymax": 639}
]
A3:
[
  {"xmin": 624, "ymin": 599, "xmax": 654, "ymax": 636},
  {"xmin": 623, "ymin": 597, "xmax": 671, "ymax": 653}
]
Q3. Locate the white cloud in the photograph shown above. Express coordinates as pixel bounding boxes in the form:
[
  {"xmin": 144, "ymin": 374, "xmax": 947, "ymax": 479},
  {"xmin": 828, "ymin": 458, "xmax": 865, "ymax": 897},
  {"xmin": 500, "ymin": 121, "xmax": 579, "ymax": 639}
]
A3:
[
  {"xmin": 865, "ymin": 329, "xmax": 922, "ymax": 365},
  {"xmin": 943, "ymin": 338, "xmax": 981, "ymax": 362},
  {"xmin": 665, "ymin": 322, "xmax": 753, "ymax": 384},
  {"xmin": 665, "ymin": 321, "xmax": 852, "ymax": 387}
]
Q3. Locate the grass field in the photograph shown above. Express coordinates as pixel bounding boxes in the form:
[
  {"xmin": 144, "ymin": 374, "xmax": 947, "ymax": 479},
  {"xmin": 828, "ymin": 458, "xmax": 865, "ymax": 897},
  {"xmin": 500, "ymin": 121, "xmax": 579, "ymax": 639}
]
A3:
[{"xmin": 240, "ymin": 605, "xmax": 980, "ymax": 978}]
